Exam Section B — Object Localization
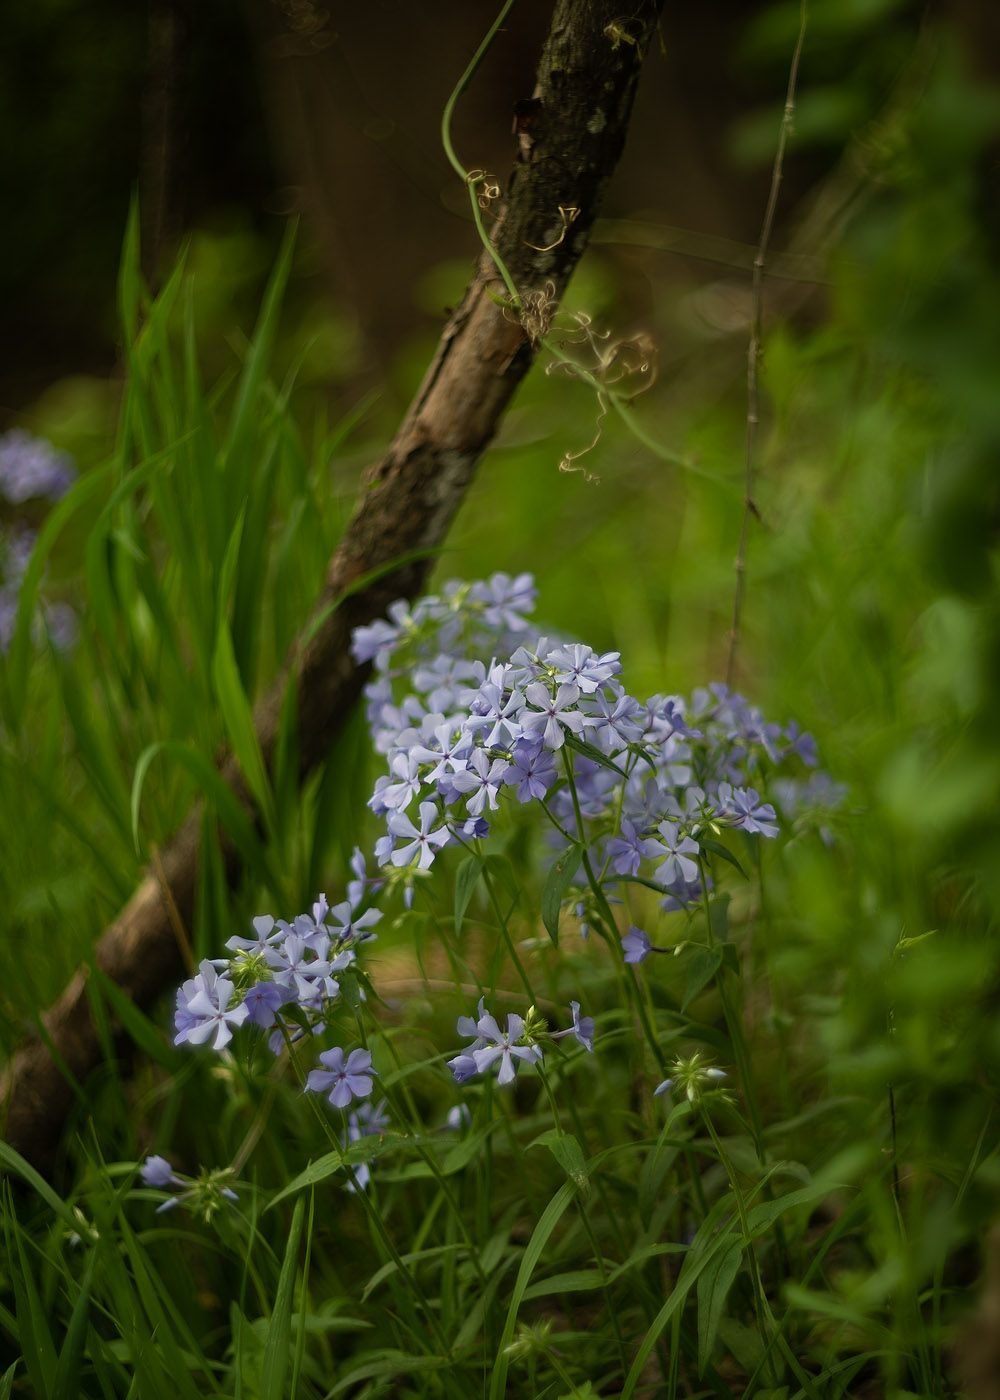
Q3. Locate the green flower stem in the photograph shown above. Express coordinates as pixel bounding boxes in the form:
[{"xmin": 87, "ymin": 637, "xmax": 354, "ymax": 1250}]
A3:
[
  {"xmin": 481, "ymin": 860, "xmax": 538, "ymax": 1002},
  {"xmin": 698, "ymin": 857, "xmax": 766, "ymax": 1163},
  {"xmin": 700, "ymin": 1106, "xmax": 777, "ymax": 1386},
  {"xmin": 380, "ymin": 1036, "xmax": 489, "ymax": 1286},
  {"xmin": 440, "ymin": 0, "xmax": 521, "ymax": 303},
  {"xmin": 282, "ymin": 1027, "xmax": 456, "ymax": 1368},
  {"xmin": 536, "ymin": 1067, "xmax": 630, "ymax": 1378}
]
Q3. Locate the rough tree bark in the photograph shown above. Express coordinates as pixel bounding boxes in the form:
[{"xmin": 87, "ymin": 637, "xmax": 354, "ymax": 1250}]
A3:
[{"xmin": 1, "ymin": 0, "xmax": 665, "ymax": 1172}]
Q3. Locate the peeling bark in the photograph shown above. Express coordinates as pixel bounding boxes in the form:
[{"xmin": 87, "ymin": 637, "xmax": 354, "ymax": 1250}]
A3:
[{"xmin": 1, "ymin": 0, "xmax": 665, "ymax": 1172}]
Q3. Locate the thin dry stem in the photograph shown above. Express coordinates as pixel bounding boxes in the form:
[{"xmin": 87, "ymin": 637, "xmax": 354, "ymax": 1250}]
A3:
[{"xmin": 727, "ymin": 0, "xmax": 808, "ymax": 690}]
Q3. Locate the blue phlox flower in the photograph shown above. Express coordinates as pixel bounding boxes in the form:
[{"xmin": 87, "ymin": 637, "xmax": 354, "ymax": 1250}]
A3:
[
  {"xmin": 448, "ymin": 1053, "xmax": 480, "ymax": 1083},
  {"xmin": 347, "ymin": 846, "xmax": 386, "ymax": 910},
  {"xmin": 445, "ymin": 1103, "xmax": 472, "ymax": 1131},
  {"xmin": 306, "ymin": 1046, "xmax": 377, "ymax": 1109},
  {"xmin": 456, "ymin": 997, "xmax": 488, "ymax": 1047},
  {"xmin": 225, "ymin": 913, "xmax": 285, "ymax": 955},
  {"xmin": 468, "ymin": 571, "xmax": 536, "ymax": 631},
  {"xmin": 717, "ymin": 783, "xmax": 779, "ymax": 838},
  {"xmin": 471, "ymin": 1012, "xmax": 543, "ymax": 1087},
  {"xmin": 605, "ymin": 818, "xmax": 663, "ymax": 878},
  {"xmin": 552, "ymin": 1000, "xmax": 594, "ymax": 1052},
  {"xmin": 521, "ymin": 681, "xmax": 586, "ymax": 750},
  {"xmin": 782, "ymin": 720, "xmax": 819, "ymax": 767},
  {"xmin": 327, "ymin": 899, "xmax": 382, "ymax": 945},
  {"xmin": 650, "ymin": 821, "xmax": 700, "ymax": 889},
  {"xmin": 141, "ymin": 1154, "xmax": 182, "ymax": 1189},
  {"xmin": 585, "ymin": 685, "xmax": 644, "ymax": 752},
  {"xmin": 458, "ymin": 814, "xmax": 490, "ymax": 841},
  {"xmin": 621, "ymin": 926, "xmax": 652, "ymax": 964},
  {"xmin": 732, "ymin": 786, "xmax": 779, "ymax": 837},
  {"xmin": 174, "ymin": 963, "xmax": 250, "ymax": 1050},
  {"xmin": 548, "ymin": 643, "xmax": 622, "ymax": 693},
  {"xmin": 377, "ymin": 750, "xmax": 424, "ymax": 812},
  {"xmin": 265, "ymin": 934, "xmax": 337, "ymax": 1006},
  {"xmin": 503, "ymin": 736, "xmax": 557, "ymax": 802},
  {"xmin": 387, "ymin": 801, "xmax": 451, "ymax": 869},
  {"xmin": 409, "ymin": 719, "xmax": 474, "ymax": 785},
  {"xmin": 343, "ymin": 1098, "xmax": 390, "ymax": 1192},
  {"xmin": 351, "ymin": 617, "xmax": 401, "ymax": 668},
  {"xmin": 243, "ymin": 981, "xmax": 295, "ymax": 1027},
  {"xmin": 449, "ymin": 746, "xmax": 510, "ymax": 816},
  {"xmin": 464, "ymin": 665, "xmax": 526, "ymax": 747},
  {"xmin": 0, "ymin": 430, "xmax": 77, "ymax": 503},
  {"xmin": 659, "ymin": 872, "xmax": 707, "ymax": 912}
]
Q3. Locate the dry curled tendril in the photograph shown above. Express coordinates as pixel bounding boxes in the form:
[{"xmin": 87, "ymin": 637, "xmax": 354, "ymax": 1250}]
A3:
[
  {"xmin": 522, "ymin": 205, "xmax": 581, "ymax": 254},
  {"xmin": 498, "ymin": 286, "xmax": 660, "ymax": 482},
  {"xmin": 466, "ymin": 169, "xmax": 501, "ymax": 212},
  {"xmin": 604, "ymin": 16, "xmax": 645, "ymax": 49}
]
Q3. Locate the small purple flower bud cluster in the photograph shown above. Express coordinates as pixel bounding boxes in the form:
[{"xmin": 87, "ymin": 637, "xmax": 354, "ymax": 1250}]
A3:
[
  {"xmin": 354, "ymin": 574, "xmax": 833, "ymax": 947},
  {"xmin": 0, "ymin": 430, "xmax": 78, "ymax": 652}
]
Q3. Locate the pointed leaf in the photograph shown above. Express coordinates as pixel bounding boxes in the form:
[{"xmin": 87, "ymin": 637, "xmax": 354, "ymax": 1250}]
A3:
[
  {"xmin": 542, "ymin": 845, "xmax": 582, "ymax": 946},
  {"xmin": 697, "ymin": 1235, "xmax": 743, "ymax": 1376},
  {"xmin": 454, "ymin": 855, "xmax": 482, "ymax": 936},
  {"xmin": 682, "ymin": 945, "xmax": 723, "ymax": 1011}
]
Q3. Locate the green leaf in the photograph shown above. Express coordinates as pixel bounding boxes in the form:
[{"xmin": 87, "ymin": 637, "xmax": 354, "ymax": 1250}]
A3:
[
  {"xmin": 328, "ymin": 1352, "xmax": 451, "ymax": 1396},
  {"xmin": 224, "ymin": 220, "xmax": 297, "ymax": 487},
  {"xmin": 562, "ymin": 731, "xmax": 628, "ymax": 778},
  {"xmin": 4, "ymin": 1192, "xmax": 56, "ymax": 1400},
  {"xmin": 541, "ymin": 845, "xmax": 582, "ymax": 946},
  {"xmin": 697, "ymin": 1235, "xmax": 743, "ymax": 1376},
  {"xmin": 529, "ymin": 1129, "xmax": 590, "ymax": 1192},
  {"xmin": 259, "ymin": 1195, "xmax": 306, "ymax": 1400},
  {"xmin": 52, "ymin": 1253, "xmax": 96, "ymax": 1400},
  {"xmin": 746, "ymin": 1180, "xmax": 836, "ymax": 1238},
  {"xmin": 130, "ymin": 740, "xmax": 279, "ymax": 898},
  {"xmin": 0, "ymin": 1142, "xmax": 82, "ymax": 1232},
  {"xmin": 522, "ymin": 1269, "xmax": 605, "ymax": 1301},
  {"xmin": 212, "ymin": 616, "xmax": 277, "ymax": 839},
  {"xmin": 0, "ymin": 1361, "xmax": 18, "ymax": 1400},
  {"xmin": 267, "ymin": 1152, "xmax": 343, "ymax": 1210},
  {"xmin": 489, "ymin": 1180, "xmax": 578, "ymax": 1400},
  {"xmin": 699, "ymin": 837, "xmax": 748, "ymax": 879},
  {"xmin": 454, "ymin": 854, "xmax": 482, "ymax": 936},
  {"xmin": 682, "ymin": 945, "xmax": 723, "ymax": 1011}
]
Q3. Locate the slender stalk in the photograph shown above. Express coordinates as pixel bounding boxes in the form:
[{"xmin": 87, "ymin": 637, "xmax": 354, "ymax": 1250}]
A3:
[{"xmin": 727, "ymin": 0, "xmax": 809, "ymax": 688}]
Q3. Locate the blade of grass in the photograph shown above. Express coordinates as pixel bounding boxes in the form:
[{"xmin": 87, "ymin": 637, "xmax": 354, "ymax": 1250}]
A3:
[{"xmin": 259, "ymin": 1194, "xmax": 306, "ymax": 1400}]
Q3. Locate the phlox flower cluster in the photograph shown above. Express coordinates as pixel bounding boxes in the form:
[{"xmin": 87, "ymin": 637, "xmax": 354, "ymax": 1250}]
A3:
[
  {"xmin": 0, "ymin": 429, "xmax": 77, "ymax": 651},
  {"xmin": 173, "ymin": 873, "xmax": 381, "ymax": 1086},
  {"xmin": 353, "ymin": 572, "xmax": 830, "ymax": 947},
  {"xmin": 448, "ymin": 999, "xmax": 595, "ymax": 1087}
]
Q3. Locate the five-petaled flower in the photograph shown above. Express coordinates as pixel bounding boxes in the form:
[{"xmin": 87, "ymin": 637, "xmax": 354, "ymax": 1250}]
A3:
[{"xmin": 306, "ymin": 1047, "xmax": 378, "ymax": 1109}]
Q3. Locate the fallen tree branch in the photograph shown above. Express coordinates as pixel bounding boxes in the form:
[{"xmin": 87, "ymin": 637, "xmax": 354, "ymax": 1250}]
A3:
[{"xmin": 1, "ymin": 0, "xmax": 665, "ymax": 1172}]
